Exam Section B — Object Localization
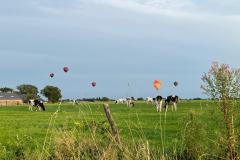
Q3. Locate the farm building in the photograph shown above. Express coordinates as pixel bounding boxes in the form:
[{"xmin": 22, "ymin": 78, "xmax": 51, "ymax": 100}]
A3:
[{"xmin": 0, "ymin": 92, "xmax": 23, "ymax": 106}]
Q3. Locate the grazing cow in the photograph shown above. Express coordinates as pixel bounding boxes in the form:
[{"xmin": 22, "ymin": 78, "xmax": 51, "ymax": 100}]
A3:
[
  {"xmin": 164, "ymin": 95, "xmax": 178, "ymax": 111},
  {"xmin": 146, "ymin": 97, "xmax": 157, "ymax": 105},
  {"xmin": 153, "ymin": 98, "xmax": 156, "ymax": 102},
  {"xmin": 126, "ymin": 97, "xmax": 134, "ymax": 107},
  {"xmin": 72, "ymin": 99, "xmax": 76, "ymax": 105},
  {"xmin": 28, "ymin": 99, "xmax": 46, "ymax": 111},
  {"xmin": 72, "ymin": 99, "xmax": 79, "ymax": 105},
  {"xmin": 155, "ymin": 96, "xmax": 163, "ymax": 112},
  {"xmin": 115, "ymin": 98, "xmax": 126, "ymax": 104},
  {"xmin": 146, "ymin": 97, "xmax": 154, "ymax": 104}
]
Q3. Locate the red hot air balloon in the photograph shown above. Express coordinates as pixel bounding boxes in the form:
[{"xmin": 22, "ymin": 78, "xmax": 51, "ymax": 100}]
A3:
[
  {"xmin": 63, "ymin": 67, "xmax": 69, "ymax": 73},
  {"xmin": 91, "ymin": 81, "xmax": 96, "ymax": 87},
  {"xmin": 50, "ymin": 73, "xmax": 54, "ymax": 78}
]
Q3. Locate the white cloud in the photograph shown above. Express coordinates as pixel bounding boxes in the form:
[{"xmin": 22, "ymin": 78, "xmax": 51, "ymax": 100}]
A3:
[
  {"xmin": 79, "ymin": 0, "xmax": 197, "ymax": 18},
  {"xmin": 144, "ymin": 0, "xmax": 194, "ymax": 10},
  {"xmin": 94, "ymin": 0, "xmax": 195, "ymax": 12},
  {"xmin": 2, "ymin": 0, "xmax": 240, "ymax": 20},
  {"xmin": 94, "ymin": 0, "xmax": 240, "ymax": 19},
  {"xmin": 32, "ymin": 0, "xmax": 240, "ymax": 21},
  {"xmin": 90, "ymin": 0, "xmax": 240, "ymax": 16}
]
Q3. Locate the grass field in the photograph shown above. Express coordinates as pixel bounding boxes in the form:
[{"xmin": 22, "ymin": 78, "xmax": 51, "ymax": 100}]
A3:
[{"xmin": 0, "ymin": 100, "xmax": 239, "ymax": 159}]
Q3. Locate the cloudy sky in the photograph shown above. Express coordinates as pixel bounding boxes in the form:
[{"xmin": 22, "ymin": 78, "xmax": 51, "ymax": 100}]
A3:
[{"xmin": 1, "ymin": 0, "xmax": 240, "ymax": 99}]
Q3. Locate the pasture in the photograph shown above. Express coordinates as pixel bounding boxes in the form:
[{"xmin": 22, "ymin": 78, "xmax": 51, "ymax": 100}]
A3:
[{"xmin": 0, "ymin": 100, "xmax": 239, "ymax": 159}]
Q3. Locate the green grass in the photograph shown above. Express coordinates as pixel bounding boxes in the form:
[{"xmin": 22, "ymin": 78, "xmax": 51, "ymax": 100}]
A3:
[{"xmin": 0, "ymin": 100, "xmax": 238, "ymax": 159}]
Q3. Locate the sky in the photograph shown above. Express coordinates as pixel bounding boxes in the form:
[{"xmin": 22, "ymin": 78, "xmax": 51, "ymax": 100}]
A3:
[{"xmin": 1, "ymin": 0, "xmax": 240, "ymax": 99}]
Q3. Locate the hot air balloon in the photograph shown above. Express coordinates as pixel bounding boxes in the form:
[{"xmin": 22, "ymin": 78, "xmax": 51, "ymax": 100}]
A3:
[
  {"xmin": 63, "ymin": 67, "xmax": 69, "ymax": 73},
  {"xmin": 91, "ymin": 81, "xmax": 96, "ymax": 87},
  {"xmin": 50, "ymin": 73, "xmax": 54, "ymax": 78},
  {"xmin": 153, "ymin": 80, "xmax": 161, "ymax": 90},
  {"xmin": 173, "ymin": 81, "xmax": 178, "ymax": 87}
]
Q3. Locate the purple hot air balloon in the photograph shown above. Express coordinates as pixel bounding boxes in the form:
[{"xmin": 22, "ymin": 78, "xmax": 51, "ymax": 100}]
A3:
[
  {"xmin": 50, "ymin": 73, "xmax": 54, "ymax": 78},
  {"xmin": 91, "ymin": 81, "xmax": 96, "ymax": 87}
]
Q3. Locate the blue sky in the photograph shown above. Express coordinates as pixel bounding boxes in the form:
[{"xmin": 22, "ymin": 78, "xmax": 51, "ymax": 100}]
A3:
[{"xmin": 1, "ymin": 0, "xmax": 240, "ymax": 99}]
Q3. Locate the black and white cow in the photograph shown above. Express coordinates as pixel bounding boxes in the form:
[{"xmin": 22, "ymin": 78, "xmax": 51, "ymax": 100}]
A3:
[
  {"xmin": 155, "ymin": 95, "xmax": 163, "ymax": 112},
  {"xmin": 115, "ymin": 98, "xmax": 127, "ymax": 104},
  {"xmin": 126, "ymin": 97, "xmax": 135, "ymax": 107},
  {"xmin": 164, "ymin": 95, "xmax": 178, "ymax": 111},
  {"xmin": 146, "ymin": 97, "xmax": 154, "ymax": 104},
  {"xmin": 28, "ymin": 99, "xmax": 46, "ymax": 111}
]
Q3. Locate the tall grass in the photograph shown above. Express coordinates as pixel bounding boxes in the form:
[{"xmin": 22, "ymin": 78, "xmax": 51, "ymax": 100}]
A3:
[{"xmin": 1, "ymin": 101, "xmax": 240, "ymax": 159}]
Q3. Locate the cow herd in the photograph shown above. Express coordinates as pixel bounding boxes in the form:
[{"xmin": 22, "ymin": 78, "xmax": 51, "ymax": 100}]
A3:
[
  {"xmin": 28, "ymin": 95, "xmax": 178, "ymax": 112},
  {"xmin": 116, "ymin": 95, "xmax": 179, "ymax": 112},
  {"xmin": 151, "ymin": 95, "xmax": 179, "ymax": 112}
]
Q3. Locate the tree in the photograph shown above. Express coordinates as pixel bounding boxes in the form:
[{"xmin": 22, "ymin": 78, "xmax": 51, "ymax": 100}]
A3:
[
  {"xmin": 201, "ymin": 62, "xmax": 240, "ymax": 159},
  {"xmin": 41, "ymin": 86, "xmax": 62, "ymax": 103},
  {"xmin": 102, "ymin": 97, "xmax": 109, "ymax": 101},
  {"xmin": 0, "ymin": 87, "xmax": 14, "ymax": 93},
  {"xmin": 17, "ymin": 84, "xmax": 38, "ymax": 95},
  {"xmin": 16, "ymin": 84, "xmax": 39, "ymax": 103}
]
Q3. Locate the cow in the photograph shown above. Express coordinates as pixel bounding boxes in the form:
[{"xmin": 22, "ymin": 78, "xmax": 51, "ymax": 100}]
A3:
[
  {"xmin": 164, "ymin": 95, "xmax": 178, "ymax": 111},
  {"xmin": 115, "ymin": 98, "xmax": 127, "ymax": 104},
  {"xmin": 146, "ymin": 97, "xmax": 154, "ymax": 104},
  {"xmin": 28, "ymin": 99, "xmax": 46, "ymax": 111},
  {"xmin": 126, "ymin": 97, "xmax": 134, "ymax": 107},
  {"xmin": 155, "ymin": 95, "xmax": 163, "ymax": 112}
]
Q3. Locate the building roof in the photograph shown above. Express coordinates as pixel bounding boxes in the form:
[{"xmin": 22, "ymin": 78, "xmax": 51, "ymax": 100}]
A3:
[{"xmin": 0, "ymin": 92, "xmax": 23, "ymax": 100}]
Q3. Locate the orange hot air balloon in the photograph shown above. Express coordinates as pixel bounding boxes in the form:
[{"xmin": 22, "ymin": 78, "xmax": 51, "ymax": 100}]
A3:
[{"xmin": 153, "ymin": 80, "xmax": 161, "ymax": 90}]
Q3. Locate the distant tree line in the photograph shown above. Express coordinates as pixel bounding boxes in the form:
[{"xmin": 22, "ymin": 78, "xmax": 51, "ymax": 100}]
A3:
[
  {"xmin": 0, "ymin": 87, "xmax": 14, "ymax": 93},
  {"xmin": 62, "ymin": 97, "xmax": 113, "ymax": 102}
]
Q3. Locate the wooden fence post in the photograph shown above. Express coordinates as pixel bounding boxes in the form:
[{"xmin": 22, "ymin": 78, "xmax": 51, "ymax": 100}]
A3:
[{"xmin": 103, "ymin": 103, "xmax": 120, "ymax": 143}]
